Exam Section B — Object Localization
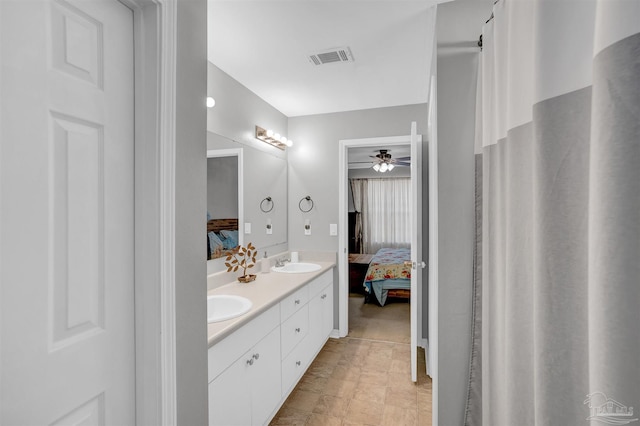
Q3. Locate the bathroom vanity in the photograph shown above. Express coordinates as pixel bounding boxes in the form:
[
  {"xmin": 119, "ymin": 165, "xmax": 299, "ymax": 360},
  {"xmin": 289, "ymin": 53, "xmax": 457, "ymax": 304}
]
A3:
[{"xmin": 207, "ymin": 262, "xmax": 335, "ymax": 426}]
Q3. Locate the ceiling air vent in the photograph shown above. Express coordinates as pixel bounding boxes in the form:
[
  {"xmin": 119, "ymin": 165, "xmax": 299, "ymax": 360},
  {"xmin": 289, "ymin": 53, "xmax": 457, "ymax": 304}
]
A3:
[{"xmin": 308, "ymin": 47, "xmax": 354, "ymax": 66}]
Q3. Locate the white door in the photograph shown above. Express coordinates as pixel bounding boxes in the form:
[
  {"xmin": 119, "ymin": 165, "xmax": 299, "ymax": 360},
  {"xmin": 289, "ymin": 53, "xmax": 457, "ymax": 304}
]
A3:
[
  {"xmin": 409, "ymin": 121, "xmax": 424, "ymax": 383},
  {"xmin": 0, "ymin": 0, "xmax": 135, "ymax": 424}
]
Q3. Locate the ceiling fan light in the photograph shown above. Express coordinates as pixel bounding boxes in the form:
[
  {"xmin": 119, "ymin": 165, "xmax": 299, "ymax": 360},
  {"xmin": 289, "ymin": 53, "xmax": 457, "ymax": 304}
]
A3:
[
  {"xmin": 373, "ymin": 163, "xmax": 380, "ymax": 172},
  {"xmin": 380, "ymin": 163, "xmax": 388, "ymax": 172},
  {"xmin": 387, "ymin": 163, "xmax": 395, "ymax": 171}
]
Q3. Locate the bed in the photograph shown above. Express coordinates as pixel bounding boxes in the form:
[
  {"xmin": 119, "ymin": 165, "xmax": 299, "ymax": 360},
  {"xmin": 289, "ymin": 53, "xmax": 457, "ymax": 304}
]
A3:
[
  {"xmin": 207, "ymin": 218, "xmax": 239, "ymax": 260},
  {"xmin": 363, "ymin": 247, "xmax": 412, "ymax": 306}
]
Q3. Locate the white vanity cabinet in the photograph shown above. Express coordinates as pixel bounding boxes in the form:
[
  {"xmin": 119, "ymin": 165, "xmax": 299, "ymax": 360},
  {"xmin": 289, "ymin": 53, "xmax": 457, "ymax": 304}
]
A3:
[
  {"xmin": 208, "ymin": 305, "xmax": 281, "ymax": 426},
  {"xmin": 280, "ymin": 270, "xmax": 334, "ymax": 395},
  {"xmin": 208, "ymin": 268, "xmax": 335, "ymax": 426}
]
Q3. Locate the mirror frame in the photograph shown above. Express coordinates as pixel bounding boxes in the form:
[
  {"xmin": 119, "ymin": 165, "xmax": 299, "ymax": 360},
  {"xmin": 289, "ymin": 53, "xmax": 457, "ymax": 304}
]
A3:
[{"xmin": 207, "ymin": 148, "xmax": 243, "ymax": 264}]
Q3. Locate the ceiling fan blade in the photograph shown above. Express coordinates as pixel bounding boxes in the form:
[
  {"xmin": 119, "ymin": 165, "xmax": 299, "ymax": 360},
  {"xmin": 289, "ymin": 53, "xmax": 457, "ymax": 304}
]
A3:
[
  {"xmin": 395, "ymin": 161, "xmax": 411, "ymax": 166},
  {"xmin": 395, "ymin": 156, "xmax": 411, "ymax": 161},
  {"xmin": 349, "ymin": 161, "xmax": 377, "ymax": 164}
]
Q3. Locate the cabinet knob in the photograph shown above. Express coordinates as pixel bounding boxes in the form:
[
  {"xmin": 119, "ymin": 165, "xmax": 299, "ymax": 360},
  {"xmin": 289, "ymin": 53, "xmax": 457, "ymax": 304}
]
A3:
[
  {"xmin": 252, "ymin": 353, "xmax": 260, "ymax": 360},
  {"xmin": 296, "ymin": 361, "xmax": 301, "ymax": 366},
  {"xmin": 294, "ymin": 299, "xmax": 300, "ymax": 304},
  {"xmin": 246, "ymin": 359, "xmax": 254, "ymax": 366},
  {"xmin": 295, "ymin": 327, "xmax": 301, "ymax": 333}
]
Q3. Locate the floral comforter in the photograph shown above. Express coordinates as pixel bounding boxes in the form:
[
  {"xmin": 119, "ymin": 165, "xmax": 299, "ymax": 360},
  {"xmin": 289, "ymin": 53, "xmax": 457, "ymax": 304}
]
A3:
[{"xmin": 364, "ymin": 248, "xmax": 412, "ymax": 282}]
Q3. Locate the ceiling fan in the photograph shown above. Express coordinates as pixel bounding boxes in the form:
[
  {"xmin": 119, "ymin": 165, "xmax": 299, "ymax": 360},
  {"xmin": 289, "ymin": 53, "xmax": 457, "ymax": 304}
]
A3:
[{"xmin": 350, "ymin": 149, "xmax": 411, "ymax": 173}]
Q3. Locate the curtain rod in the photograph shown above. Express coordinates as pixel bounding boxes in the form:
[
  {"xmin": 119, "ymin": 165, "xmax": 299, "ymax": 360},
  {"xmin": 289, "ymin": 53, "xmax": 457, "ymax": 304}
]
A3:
[{"xmin": 478, "ymin": 0, "xmax": 501, "ymax": 50}]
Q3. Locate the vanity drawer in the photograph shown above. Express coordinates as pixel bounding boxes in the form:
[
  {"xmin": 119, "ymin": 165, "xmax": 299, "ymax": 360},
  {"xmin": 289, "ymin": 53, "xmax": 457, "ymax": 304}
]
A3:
[
  {"xmin": 281, "ymin": 335, "xmax": 312, "ymax": 396},
  {"xmin": 280, "ymin": 285, "xmax": 308, "ymax": 322},
  {"xmin": 307, "ymin": 270, "xmax": 332, "ymax": 299},
  {"xmin": 280, "ymin": 305, "xmax": 308, "ymax": 359}
]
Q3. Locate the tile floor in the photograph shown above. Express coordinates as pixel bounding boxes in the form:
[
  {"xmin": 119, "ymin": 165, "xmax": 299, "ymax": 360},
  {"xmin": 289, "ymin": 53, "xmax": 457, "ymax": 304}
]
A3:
[{"xmin": 270, "ymin": 337, "xmax": 432, "ymax": 425}]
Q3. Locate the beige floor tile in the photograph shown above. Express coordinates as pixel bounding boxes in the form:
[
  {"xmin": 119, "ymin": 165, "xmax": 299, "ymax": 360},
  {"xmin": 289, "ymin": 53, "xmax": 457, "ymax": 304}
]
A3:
[
  {"xmin": 330, "ymin": 364, "xmax": 363, "ymax": 382},
  {"xmin": 296, "ymin": 374, "xmax": 327, "ymax": 394},
  {"xmin": 270, "ymin": 407, "xmax": 311, "ymax": 425},
  {"xmin": 283, "ymin": 389, "xmax": 321, "ymax": 413},
  {"xmin": 381, "ymin": 404, "xmax": 418, "ymax": 426},
  {"xmin": 312, "ymin": 394, "xmax": 350, "ymax": 417},
  {"xmin": 358, "ymin": 370, "xmax": 389, "ymax": 386},
  {"xmin": 323, "ymin": 377, "xmax": 357, "ymax": 398},
  {"xmin": 306, "ymin": 413, "xmax": 343, "ymax": 426},
  {"xmin": 352, "ymin": 382, "xmax": 386, "ymax": 404},
  {"xmin": 345, "ymin": 398, "xmax": 384, "ymax": 425},
  {"xmin": 385, "ymin": 386, "xmax": 418, "ymax": 410}
]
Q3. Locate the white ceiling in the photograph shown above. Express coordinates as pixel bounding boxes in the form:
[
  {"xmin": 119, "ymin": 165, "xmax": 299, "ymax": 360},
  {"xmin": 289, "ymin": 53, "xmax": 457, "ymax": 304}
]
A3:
[{"xmin": 208, "ymin": 0, "xmax": 437, "ymax": 117}]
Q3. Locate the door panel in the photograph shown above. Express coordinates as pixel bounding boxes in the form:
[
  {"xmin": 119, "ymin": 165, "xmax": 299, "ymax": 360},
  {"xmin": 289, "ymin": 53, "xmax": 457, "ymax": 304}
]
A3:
[
  {"xmin": 0, "ymin": 0, "xmax": 135, "ymax": 423},
  {"xmin": 410, "ymin": 121, "xmax": 423, "ymax": 383}
]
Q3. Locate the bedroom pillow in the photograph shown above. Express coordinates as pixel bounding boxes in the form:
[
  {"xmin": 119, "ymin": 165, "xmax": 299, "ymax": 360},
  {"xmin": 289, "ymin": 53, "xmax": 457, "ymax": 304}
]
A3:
[
  {"xmin": 208, "ymin": 231, "xmax": 224, "ymax": 253},
  {"xmin": 219, "ymin": 229, "xmax": 238, "ymax": 249}
]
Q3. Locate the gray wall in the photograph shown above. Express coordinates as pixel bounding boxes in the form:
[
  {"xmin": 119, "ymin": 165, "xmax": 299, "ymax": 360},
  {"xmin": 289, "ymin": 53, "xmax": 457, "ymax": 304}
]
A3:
[
  {"xmin": 287, "ymin": 105, "xmax": 429, "ymax": 334},
  {"xmin": 175, "ymin": 0, "xmax": 208, "ymax": 424},
  {"xmin": 207, "ymin": 63, "xmax": 288, "ymax": 158},
  {"xmin": 436, "ymin": 51, "xmax": 478, "ymax": 426}
]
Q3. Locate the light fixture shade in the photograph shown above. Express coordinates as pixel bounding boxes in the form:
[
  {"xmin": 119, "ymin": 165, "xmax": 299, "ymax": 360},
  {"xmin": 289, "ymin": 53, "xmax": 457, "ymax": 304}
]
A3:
[
  {"xmin": 380, "ymin": 163, "xmax": 389, "ymax": 172},
  {"xmin": 285, "ymin": 139, "xmax": 293, "ymax": 147},
  {"xmin": 266, "ymin": 129, "xmax": 274, "ymax": 137},
  {"xmin": 373, "ymin": 163, "xmax": 380, "ymax": 172},
  {"xmin": 388, "ymin": 163, "xmax": 395, "ymax": 171}
]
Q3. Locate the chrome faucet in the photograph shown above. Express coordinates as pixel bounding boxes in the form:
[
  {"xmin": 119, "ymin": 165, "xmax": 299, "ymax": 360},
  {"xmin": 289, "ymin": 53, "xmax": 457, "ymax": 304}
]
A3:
[{"xmin": 275, "ymin": 257, "xmax": 290, "ymax": 267}]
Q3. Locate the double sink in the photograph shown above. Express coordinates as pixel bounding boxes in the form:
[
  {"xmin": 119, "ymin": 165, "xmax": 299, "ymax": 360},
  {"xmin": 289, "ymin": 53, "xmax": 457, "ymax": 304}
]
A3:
[{"xmin": 207, "ymin": 262, "xmax": 321, "ymax": 323}]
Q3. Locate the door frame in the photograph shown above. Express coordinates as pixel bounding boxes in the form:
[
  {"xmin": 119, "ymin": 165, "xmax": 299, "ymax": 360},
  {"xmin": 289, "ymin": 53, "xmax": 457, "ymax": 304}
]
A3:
[
  {"xmin": 337, "ymin": 135, "xmax": 422, "ymax": 345},
  {"xmin": 120, "ymin": 0, "xmax": 178, "ymax": 424}
]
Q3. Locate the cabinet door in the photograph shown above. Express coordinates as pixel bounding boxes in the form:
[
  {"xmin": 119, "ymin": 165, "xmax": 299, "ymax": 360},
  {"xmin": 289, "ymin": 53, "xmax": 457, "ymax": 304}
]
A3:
[
  {"xmin": 307, "ymin": 290, "xmax": 323, "ymax": 350},
  {"xmin": 208, "ymin": 353, "xmax": 251, "ymax": 426},
  {"xmin": 250, "ymin": 327, "xmax": 282, "ymax": 426}
]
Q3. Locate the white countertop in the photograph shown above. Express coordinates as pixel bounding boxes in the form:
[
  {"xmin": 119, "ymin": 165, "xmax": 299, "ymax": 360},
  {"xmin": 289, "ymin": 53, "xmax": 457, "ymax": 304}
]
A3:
[{"xmin": 207, "ymin": 260, "xmax": 336, "ymax": 347}]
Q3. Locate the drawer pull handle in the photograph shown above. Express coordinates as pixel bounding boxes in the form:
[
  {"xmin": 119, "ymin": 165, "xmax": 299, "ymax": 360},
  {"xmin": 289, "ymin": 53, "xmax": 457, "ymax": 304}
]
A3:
[
  {"xmin": 296, "ymin": 361, "xmax": 301, "ymax": 366},
  {"xmin": 295, "ymin": 327, "xmax": 301, "ymax": 333},
  {"xmin": 294, "ymin": 299, "xmax": 300, "ymax": 304},
  {"xmin": 252, "ymin": 353, "xmax": 260, "ymax": 360},
  {"xmin": 246, "ymin": 359, "xmax": 254, "ymax": 366}
]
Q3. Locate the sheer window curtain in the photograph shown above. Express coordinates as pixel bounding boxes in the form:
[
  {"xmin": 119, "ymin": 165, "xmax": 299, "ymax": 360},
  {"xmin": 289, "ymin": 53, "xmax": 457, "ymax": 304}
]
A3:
[
  {"xmin": 349, "ymin": 179, "xmax": 367, "ymax": 254},
  {"xmin": 358, "ymin": 178, "xmax": 411, "ymax": 254},
  {"xmin": 465, "ymin": 1, "xmax": 640, "ymax": 425}
]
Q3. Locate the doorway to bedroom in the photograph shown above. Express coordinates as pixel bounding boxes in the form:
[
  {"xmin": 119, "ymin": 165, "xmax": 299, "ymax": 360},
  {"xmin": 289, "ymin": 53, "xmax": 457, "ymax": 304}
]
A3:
[
  {"xmin": 338, "ymin": 123, "xmax": 425, "ymax": 383},
  {"xmin": 346, "ymin": 144, "xmax": 412, "ymax": 345}
]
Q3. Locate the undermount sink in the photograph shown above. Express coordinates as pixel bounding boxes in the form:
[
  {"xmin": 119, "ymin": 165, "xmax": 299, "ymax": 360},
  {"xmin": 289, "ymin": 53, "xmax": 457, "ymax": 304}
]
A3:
[
  {"xmin": 207, "ymin": 295, "xmax": 252, "ymax": 323},
  {"xmin": 271, "ymin": 262, "xmax": 322, "ymax": 274}
]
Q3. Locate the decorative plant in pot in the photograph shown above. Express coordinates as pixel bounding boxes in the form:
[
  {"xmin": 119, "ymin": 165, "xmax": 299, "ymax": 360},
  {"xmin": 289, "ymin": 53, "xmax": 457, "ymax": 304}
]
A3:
[{"xmin": 225, "ymin": 242, "xmax": 257, "ymax": 283}]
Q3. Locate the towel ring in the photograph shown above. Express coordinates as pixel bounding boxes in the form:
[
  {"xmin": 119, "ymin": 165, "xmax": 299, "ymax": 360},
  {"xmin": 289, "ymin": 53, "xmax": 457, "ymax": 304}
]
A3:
[
  {"xmin": 298, "ymin": 196, "xmax": 314, "ymax": 213},
  {"xmin": 260, "ymin": 196, "xmax": 274, "ymax": 213}
]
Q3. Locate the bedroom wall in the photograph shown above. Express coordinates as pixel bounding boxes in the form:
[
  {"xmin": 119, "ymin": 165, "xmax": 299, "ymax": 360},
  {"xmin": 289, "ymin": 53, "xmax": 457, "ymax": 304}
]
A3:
[{"xmin": 287, "ymin": 105, "xmax": 429, "ymax": 333}]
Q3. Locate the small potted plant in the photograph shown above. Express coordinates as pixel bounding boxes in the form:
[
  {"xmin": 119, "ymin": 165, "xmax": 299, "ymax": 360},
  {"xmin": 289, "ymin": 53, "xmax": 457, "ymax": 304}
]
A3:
[{"xmin": 225, "ymin": 242, "xmax": 257, "ymax": 283}]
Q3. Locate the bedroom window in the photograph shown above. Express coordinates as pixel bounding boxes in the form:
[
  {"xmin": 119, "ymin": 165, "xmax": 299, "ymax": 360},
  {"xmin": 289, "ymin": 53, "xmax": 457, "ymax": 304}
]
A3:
[{"xmin": 364, "ymin": 177, "xmax": 411, "ymax": 253}]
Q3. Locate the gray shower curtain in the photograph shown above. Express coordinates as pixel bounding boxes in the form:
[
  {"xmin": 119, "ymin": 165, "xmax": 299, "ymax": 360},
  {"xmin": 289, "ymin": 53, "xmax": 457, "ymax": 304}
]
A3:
[{"xmin": 465, "ymin": 1, "xmax": 640, "ymax": 425}]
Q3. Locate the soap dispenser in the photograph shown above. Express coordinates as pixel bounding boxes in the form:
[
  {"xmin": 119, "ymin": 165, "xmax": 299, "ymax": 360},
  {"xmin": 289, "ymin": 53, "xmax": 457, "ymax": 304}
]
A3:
[{"xmin": 261, "ymin": 251, "xmax": 270, "ymax": 274}]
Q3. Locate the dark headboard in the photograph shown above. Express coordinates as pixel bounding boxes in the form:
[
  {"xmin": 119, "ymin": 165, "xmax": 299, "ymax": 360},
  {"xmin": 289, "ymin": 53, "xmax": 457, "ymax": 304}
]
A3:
[{"xmin": 207, "ymin": 218, "xmax": 238, "ymax": 233}]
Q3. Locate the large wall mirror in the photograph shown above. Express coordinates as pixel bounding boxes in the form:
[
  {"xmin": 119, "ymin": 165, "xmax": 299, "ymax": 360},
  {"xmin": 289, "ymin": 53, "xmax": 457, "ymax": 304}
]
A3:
[
  {"xmin": 207, "ymin": 132, "xmax": 287, "ymax": 271},
  {"xmin": 207, "ymin": 148, "xmax": 243, "ymax": 260}
]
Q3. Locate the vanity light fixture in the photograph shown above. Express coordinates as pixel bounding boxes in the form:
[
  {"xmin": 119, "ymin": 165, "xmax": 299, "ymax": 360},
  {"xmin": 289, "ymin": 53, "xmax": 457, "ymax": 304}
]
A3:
[{"xmin": 255, "ymin": 125, "xmax": 293, "ymax": 150}]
